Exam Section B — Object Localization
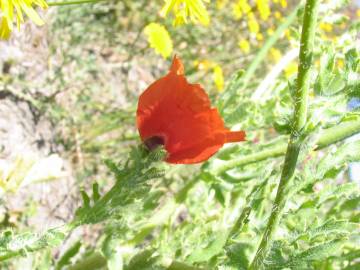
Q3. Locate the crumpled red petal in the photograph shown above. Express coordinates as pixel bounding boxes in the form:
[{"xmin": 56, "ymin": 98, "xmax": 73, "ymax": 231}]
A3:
[{"xmin": 137, "ymin": 56, "xmax": 245, "ymax": 164}]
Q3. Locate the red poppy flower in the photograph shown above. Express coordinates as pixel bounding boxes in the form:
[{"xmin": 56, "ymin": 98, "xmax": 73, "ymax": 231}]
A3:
[{"xmin": 137, "ymin": 56, "xmax": 245, "ymax": 164}]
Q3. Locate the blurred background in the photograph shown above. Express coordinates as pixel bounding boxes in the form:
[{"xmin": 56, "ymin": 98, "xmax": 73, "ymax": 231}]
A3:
[{"xmin": 0, "ymin": 0, "xmax": 359, "ymax": 269}]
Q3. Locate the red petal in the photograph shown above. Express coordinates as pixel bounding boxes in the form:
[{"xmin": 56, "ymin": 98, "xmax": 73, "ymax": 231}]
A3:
[
  {"xmin": 170, "ymin": 55, "xmax": 184, "ymax": 75},
  {"xmin": 136, "ymin": 56, "xmax": 246, "ymax": 164},
  {"xmin": 225, "ymin": 131, "xmax": 246, "ymax": 143}
]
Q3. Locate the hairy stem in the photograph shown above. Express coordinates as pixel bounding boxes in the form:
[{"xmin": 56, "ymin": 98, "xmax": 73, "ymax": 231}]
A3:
[
  {"xmin": 249, "ymin": 0, "xmax": 321, "ymax": 269},
  {"xmin": 211, "ymin": 117, "xmax": 360, "ymax": 175}
]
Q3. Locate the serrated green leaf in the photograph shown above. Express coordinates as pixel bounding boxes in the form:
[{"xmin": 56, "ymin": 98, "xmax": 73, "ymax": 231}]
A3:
[
  {"xmin": 225, "ymin": 243, "xmax": 250, "ymax": 270},
  {"xmin": 287, "ymin": 239, "xmax": 345, "ymax": 266},
  {"xmin": 294, "ymin": 219, "xmax": 357, "ymax": 243}
]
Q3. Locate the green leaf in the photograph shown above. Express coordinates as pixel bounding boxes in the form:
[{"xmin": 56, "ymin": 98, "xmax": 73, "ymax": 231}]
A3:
[
  {"xmin": 345, "ymin": 48, "xmax": 359, "ymax": 72},
  {"xmin": 0, "ymin": 227, "xmax": 68, "ymax": 261},
  {"xmin": 294, "ymin": 219, "xmax": 357, "ymax": 242},
  {"xmin": 225, "ymin": 243, "xmax": 250, "ymax": 270},
  {"xmin": 211, "ymin": 184, "xmax": 226, "ymax": 206},
  {"xmin": 74, "ymin": 146, "xmax": 167, "ymax": 225},
  {"xmin": 55, "ymin": 241, "xmax": 81, "ymax": 270},
  {"xmin": 287, "ymin": 239, "xmax": 345, "ymax": 267},
  {"xmin": 187, "ymin": 230, "xmax": 228, "ymax": 263},
  {"xmin": 316, "ymin": 141, "xmax": 360, "ymax": 180},
  {"xmin": 125, "ymin": 250, "xmax": 156, "ymax": 270},
  {"xmin": 102, "ymin": 237, "xmax": 123, "ymax": 270},
  {"xmin": 314, "ymin": 49, "xmax": 346, "ymax": 96}
]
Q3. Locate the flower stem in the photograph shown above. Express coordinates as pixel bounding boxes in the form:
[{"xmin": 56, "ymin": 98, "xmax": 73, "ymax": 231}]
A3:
[
  {"xmin": 249, "ymin": 0, "xmax": 321, "ymax": 269},
  {"xmin": 47, "ymin": 0, "xmax": 106, "ymax": 6},
  {"xmin": 211, "ymin": 117, "xmax": 360, "ymax": 175}
]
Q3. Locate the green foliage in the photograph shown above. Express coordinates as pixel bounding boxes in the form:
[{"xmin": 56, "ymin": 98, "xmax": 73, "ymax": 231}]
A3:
[
  {"xmin": 55, "ymin": 241, "xmax": 82, "ymax": 270},
  {"xmin": 0, "ymin": 227, "xmax": 67, "ymax": 262},
  {"xmin": 74, "ymin": 146, "xmax": 167, "ymax": 225},
  {"xmin": 1, "ymin": 0, "xmax": 360, "ymax": 269}
]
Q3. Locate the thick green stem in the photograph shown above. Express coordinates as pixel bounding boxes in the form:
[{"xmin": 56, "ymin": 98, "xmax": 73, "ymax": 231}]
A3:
[
  {"xmin": 249, "ymin": 0, "xmax": 320, "ymax": 269},
  {"xmin": 212, "ymin": 143, "xmax": 287, "ymax": 175},
  {"xmin": 315, "ymin": 119, "xmax": 360, "ymax": 149},
  {"xmin": 212, "ymin": 117, "xmax": 360, "ymax": 175}
]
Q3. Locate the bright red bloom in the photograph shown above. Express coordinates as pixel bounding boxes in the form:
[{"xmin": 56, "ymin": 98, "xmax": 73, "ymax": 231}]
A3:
[{"xmin": 137, "ymin": 56, "xmax": 245, "ymax": 164}]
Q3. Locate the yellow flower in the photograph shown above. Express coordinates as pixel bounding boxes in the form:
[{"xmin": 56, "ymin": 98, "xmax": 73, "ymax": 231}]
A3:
[
  {"xmin": 256, "ymin": 0, "xmax": 271, "ymax": 21},
  {"xmin": 0, "ymin": 0, "xmax": 48, "ymax": 39},
  {"xmin": 319, "ymin": 22, "xmax": 333, "ymax": 32},
  {"xmin": 267, "ymin": 27, "xmax": 274, "ymax": 36},
  {"xmin": 144, "ymin": 23, "xmax": 173, "ymax": 59},
  {"xmin": 256, "ymin": 33, "xmax": 264, "ymax": 41},
  {"xmin": 232, "ymin": 3, "xmax": 242, "ymax": 19},
  {"xmin": 336, "ymin": 59, "xmax": 344, "ymax": 69},
  {"xmin": 239, "ymin": 39, "xmax": 250, "ymax": 54},
  {"xmin": 160, "ymin": 0, "xmax": 210, "ymax": 26},
  {"xmin": 216, "ymin": 0, "xmax": 228, "ymax": 10},
  {"xmin": 280, "ymin": 0, "xmax": 287, "ymax": 8},
  {"xmin": 269, "ymin": 48, "xmax": 282, "ymax": 63},
  {"xmin": 285, "ymin": 62, "xmax": 297, "ymax": 78},
  {"xmin": 284, "ymin": 29, "xmax": 292, "ymax": 40},
  {"xmin": 239, "ymin": 0, "xmax": 252, "ymax": 13},
  {"xmin": 213, "ymin": 65, "xmax": 224, "ymax": 92},
  {"xmin": 274, "ymin": 11, "xmax": 282, "ymax": 19},
  {"xmin": 247, "ymin": 12, "xmax": 260, "ymax": 34},
  {"xmin": 357, "ymin": 9, "xmax": 360, "ymax": 17},
  {"xmin": 0, "ymin": 18, "xmax": 11, "ymax": 39},
  {"xmin": 232, "ymin": 0, "xmax": 251, "ymax": 19},
  {"xmin": 194, "ymin": 60, "xmax": 224, "ymax": 92}
]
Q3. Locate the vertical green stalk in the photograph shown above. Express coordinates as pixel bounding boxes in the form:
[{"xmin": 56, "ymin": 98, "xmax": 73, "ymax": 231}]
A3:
[{"xmin": 249, "ymin": 0, "xmax": 320, "ymax": 269}]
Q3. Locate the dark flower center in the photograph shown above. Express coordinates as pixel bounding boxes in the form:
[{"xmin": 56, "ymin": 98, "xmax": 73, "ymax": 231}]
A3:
[{"xmin": 144, "ymin": 136, "xmax": 165, "ymax": 151}]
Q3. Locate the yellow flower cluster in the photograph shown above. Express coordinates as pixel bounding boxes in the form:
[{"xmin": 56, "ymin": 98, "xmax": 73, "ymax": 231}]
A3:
[
  {"xmin": 0, "ymin": 0, "xmax": 48, "ymax": 39},
  {"xmin": 194, "ymin": 59, "xmax": 224, "ymax": 92},
  {"xmin": 280, "ymin": 0, "xmax": 287, "ymax": 8},
  {"xmin": 284, "ymin": 62, "xmax": 297, "ymax": 78},
  {"xmin": 239, "ymin": 39, "xmax": 250, "ymax": 53},
  {"xmin": 248, "ymin": 12, "xmax": 260, "ymax": 34},
  {"xmin": 232, "ymin": 0, "xmax": 262, "ymax": 34},
  {"xmin": 144, "ymin": 22, "xmax": 173, "ymax": 59},
  {"xmin": 216, "ymin": 0, "xmax": 228, "ymax": 10},
  {"xmin": 273, "ymin": 0, "xmax": 287, "ymax": 8},
  {"xmin": 269, "ymin": 48, "xmax": 282, "ymax": 63},
  {"xmin": 269, "ymin": 47, "xmax": 298, "ymax": 78},
  {"xmin": 160, "ymin": 0, "xmax": 210, "ymax": 26},
  {"xmin": 256, "ymin": 0, "xmax": 271, "ymax": 21},
  {"xmin": 319, "ymin": 22, "xmax": 333, "ymax": 33},
  {"xmin": 213, "ymin": 65, "xmax": 224, "ymax": 92},
  {"xmin": 232, "ymin": 0, "xmax": 251, "ymax": 19}
]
